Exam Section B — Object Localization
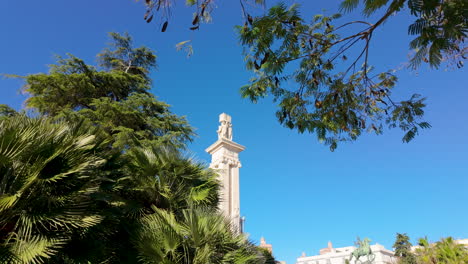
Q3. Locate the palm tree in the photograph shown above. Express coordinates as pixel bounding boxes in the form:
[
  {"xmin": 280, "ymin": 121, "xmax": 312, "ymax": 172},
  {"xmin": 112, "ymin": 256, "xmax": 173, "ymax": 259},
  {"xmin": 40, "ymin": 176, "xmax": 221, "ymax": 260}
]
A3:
[
  {"xmin": 134, "ymin": 206, "xmax": 264, "ymax": 264},
  {"xmin": 2, "ymin": 32, "xmax": 270, "ymax": 263},
  {"xmin": 434, "ymin": 237, "xmax": 468, "ymax": 264},
  {"xmin": 0, "ymin": 116, "xmax": 110, "ymax": 263},
  {"xmin": 415, "ymin": 238, "xmax": 436, "ymax": 264},
  {"xmin": 54, "ymin": 146, "xmax": 224, "ymax": 263},
  {"xmin": 111, "ymin": 146, "xmax": 268, "ymax": 264},
  {"xmin": 121, "ymin": 146, "xmax": 220, "ymax": 217},
  {"xmin": 415, "ymin": 237, "xmax": 468, "ymax": 264},
  {"xmin": 0, "ymin": 116, "xmax": 272, "ymax": 263}
]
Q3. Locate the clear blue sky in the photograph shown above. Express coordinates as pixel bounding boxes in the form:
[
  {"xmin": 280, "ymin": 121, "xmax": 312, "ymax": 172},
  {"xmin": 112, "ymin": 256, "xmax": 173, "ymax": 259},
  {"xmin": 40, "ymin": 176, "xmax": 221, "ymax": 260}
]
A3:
[{"xmin": 1, "ymin": 1, "xmax": 467, "ymax": 263}]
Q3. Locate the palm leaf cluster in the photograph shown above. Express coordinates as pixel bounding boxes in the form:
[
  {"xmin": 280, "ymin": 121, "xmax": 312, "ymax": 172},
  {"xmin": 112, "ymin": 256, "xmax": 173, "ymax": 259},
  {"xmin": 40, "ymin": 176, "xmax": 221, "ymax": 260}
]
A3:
[
  {"xmin": 135, "ymin": 207, "xmax": 261, "ymax": 264},
  {"xmin": 392, "ymin": 233, "xmax": 468, "ymax": 264},
  {"xmin": 0, "ymin": 115, "xmax": 266, "ymax": 264},
  {"xmin": 414, "ymin": 237, "xmax": 468, "ymax": 264},
  {"xmin": 0, "ymin": 117, "xmax": 107, "ymax": 263}
]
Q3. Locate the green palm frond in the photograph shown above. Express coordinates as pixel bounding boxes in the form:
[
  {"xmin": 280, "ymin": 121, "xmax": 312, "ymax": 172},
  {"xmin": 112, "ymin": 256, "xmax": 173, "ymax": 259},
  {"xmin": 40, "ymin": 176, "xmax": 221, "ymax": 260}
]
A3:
[
  {"xmin": 1, "ymin": 116, "xmax": 269, "ymax": 263},
  {"xmin": 122, "ymin": 145, "xmax": 219, "ymax": 214},
  {"xmin": 134, "ymin": 207, "xmax": 265, "ymax": 264},
  {"xmin": 415, "ymin": 237, "xmax": 468, "ymax": 264},
  {"xmin": 0, "ymin": 115, "xmax": 109, "ymax": 263},
  {"xmin": 9, "ymin": 235, "xmax": 65, "ymax": 264},
  {"xmin": 134, "ymin": 207, "xmax": 183, "ymax": 263}
]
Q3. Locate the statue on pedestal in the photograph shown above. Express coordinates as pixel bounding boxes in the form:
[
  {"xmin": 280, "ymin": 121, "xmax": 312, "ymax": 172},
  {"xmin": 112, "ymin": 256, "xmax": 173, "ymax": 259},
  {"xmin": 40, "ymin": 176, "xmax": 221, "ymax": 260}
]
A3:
[
  {"xmin": 207, "ymin": 113, "xmax": 245, "ymax": 234},
  {"xmin": 217, "ymin": 113, "xmax": 233, "ymax": 140},
  {"xmin": 349, "ymin": 238, "xmax": 375, "ymax": 264}
]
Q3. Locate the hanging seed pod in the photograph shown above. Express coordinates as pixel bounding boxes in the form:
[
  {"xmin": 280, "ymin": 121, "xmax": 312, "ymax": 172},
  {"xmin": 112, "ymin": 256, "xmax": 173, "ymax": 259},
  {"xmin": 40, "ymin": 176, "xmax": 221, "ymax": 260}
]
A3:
[
  {"xmin": 192, "ymin": 14, "xmax": 199, "ymax": 25},
  {"xmin": 161, "ymin": 21, "xmax": 168, "ymax": 32},
  {"xmin": 247, "ymin": 14, "xmax": 253, "ymax": 25},
  {"xmin": 260, "ymin": 52, "xmax": 270, "ymax": 65},
  {"xmin": 254, "ymin": 61, "xmax": 260, "ymax": 70},
  {"xmin": 146, "ymin": 14, "xmax": 154, "ymax": 23},
  {"xmin": 315, "ymin": 100, "xmax": 323, "ymax": 108}
]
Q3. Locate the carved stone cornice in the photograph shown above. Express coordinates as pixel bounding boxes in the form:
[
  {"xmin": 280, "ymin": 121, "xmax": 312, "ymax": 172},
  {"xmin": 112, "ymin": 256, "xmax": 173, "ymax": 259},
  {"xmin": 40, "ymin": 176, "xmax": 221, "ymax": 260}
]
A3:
[
  {"xmin": 211, "ymin": 156, "xmax": 242, "ymax": 168},
  {"xmin": 205, "ymin": 138, "xmax": 245, "ymax": 155}
]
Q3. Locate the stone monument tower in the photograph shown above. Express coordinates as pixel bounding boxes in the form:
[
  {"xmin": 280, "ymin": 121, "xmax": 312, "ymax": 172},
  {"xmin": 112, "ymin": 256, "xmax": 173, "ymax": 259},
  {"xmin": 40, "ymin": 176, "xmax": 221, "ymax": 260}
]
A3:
[{"xmin": 205, "ymin": 113, "xmax": 245, "ymax": 233}]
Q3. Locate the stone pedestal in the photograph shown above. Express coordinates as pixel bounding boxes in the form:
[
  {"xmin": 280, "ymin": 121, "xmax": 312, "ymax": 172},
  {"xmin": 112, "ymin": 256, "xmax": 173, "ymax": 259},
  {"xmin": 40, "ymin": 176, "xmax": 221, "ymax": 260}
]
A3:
[{"xmin": 206, "ymin": 113, "xmax": 245, "ymax": 233}]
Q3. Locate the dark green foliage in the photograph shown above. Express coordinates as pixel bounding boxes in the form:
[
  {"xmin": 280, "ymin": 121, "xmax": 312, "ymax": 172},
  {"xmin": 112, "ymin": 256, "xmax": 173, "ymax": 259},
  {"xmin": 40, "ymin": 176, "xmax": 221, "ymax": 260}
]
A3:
[
  {"xmin": 135, "ymin": 207, "xmax": 264, "ymax": 264},
  {"xmin": 0, "ymin": 116, "xmax": 262, "ymax": 263},
  {"xmin": 0, "ymin": 104, "xmax": 17, "ymax": 119},
  {"xmin": 138, "ymin": 0, "xmax": 466, "ymax": 150},
  {"xmin": 1, "ymin": 33, "xmax": 273, "ymax": 263},
  {"xmin": 120, "ymin": 146, "xmax": 220, "ymax": 217},
  {"xmin": 0, "ymin": 116, "xmax": 110, "ymax": 263},
  {"xmin": 55, "ymin": 92, "xmax": 193, "ymax": 150},
  {"xmin": 238, "ymin": 4, "xmax": 429, "ymax": 150},
  {"xmin": 23, "ymin": 33, "xmax": 193, "ymax": 150},
  {"xmin": 341, "ymin": 0, "xmax": 467, "ymax": 69},
  {"xmin": 259, "ymin": 248, "xmax": 277, "ymax": 264},
  {"xmin": 99, "ymin": 32, "xmax": 157, "ymax": 79},
  {"xmin": 141, "ymin": 0, "xmax": 466, "ymax": 70},
  {"xmin": 393, "ymin": 233, "xmax": 417, "ymax": 264},
  {"xmin": 415, "ymin": 237, "xmax": 468, "ymax": 263},
  {"xmin": 43, "ymin": 146, "xmax": 222, "ymax": 264}
]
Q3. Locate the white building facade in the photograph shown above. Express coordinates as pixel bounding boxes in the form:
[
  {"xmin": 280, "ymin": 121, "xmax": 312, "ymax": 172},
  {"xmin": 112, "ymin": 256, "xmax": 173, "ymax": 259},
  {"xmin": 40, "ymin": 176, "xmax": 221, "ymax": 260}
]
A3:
[{"xmin": 296, "ymin": 242, "xmax": 397, "ymax": 264}]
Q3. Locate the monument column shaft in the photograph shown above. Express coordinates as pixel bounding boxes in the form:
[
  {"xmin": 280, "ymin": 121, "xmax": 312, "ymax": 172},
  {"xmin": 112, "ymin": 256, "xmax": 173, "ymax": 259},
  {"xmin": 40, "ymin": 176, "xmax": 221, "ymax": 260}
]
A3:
[
  {"xmin": 230, "ymin": 165, "xmax": 240, "ymax": 220},
  {"xmin": 218, "ymin": 163, "xmax": 230, "ymax": 217},
  {"xmin": 217, "ymin": 163, "xmax": 240, "ymax": 224}
]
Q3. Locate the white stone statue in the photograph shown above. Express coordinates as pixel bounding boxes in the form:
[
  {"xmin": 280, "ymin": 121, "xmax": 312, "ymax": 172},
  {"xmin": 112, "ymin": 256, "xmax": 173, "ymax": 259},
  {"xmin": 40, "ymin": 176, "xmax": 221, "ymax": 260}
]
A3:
[{"xmin": 217, "ymin": 113, "xmax": 233, "ymax": 140}]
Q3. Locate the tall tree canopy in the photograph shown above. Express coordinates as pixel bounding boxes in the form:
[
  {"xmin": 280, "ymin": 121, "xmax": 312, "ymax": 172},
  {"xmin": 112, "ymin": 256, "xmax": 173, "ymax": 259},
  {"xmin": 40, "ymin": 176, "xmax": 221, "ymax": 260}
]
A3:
[
  {"xmin": 139, "ymin": 0, "xmax": 467, "ymax": 150},
  {"xmin": 23, "ymin": 32, "xmax": 193, "ymax": 150},
  {"xmin": 393, "ymin": 233, "xmax": 417, "ymax": 264},
  {"xmin": 1, "ymin": 33, "xmax": 271, "ymax": 263}
]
